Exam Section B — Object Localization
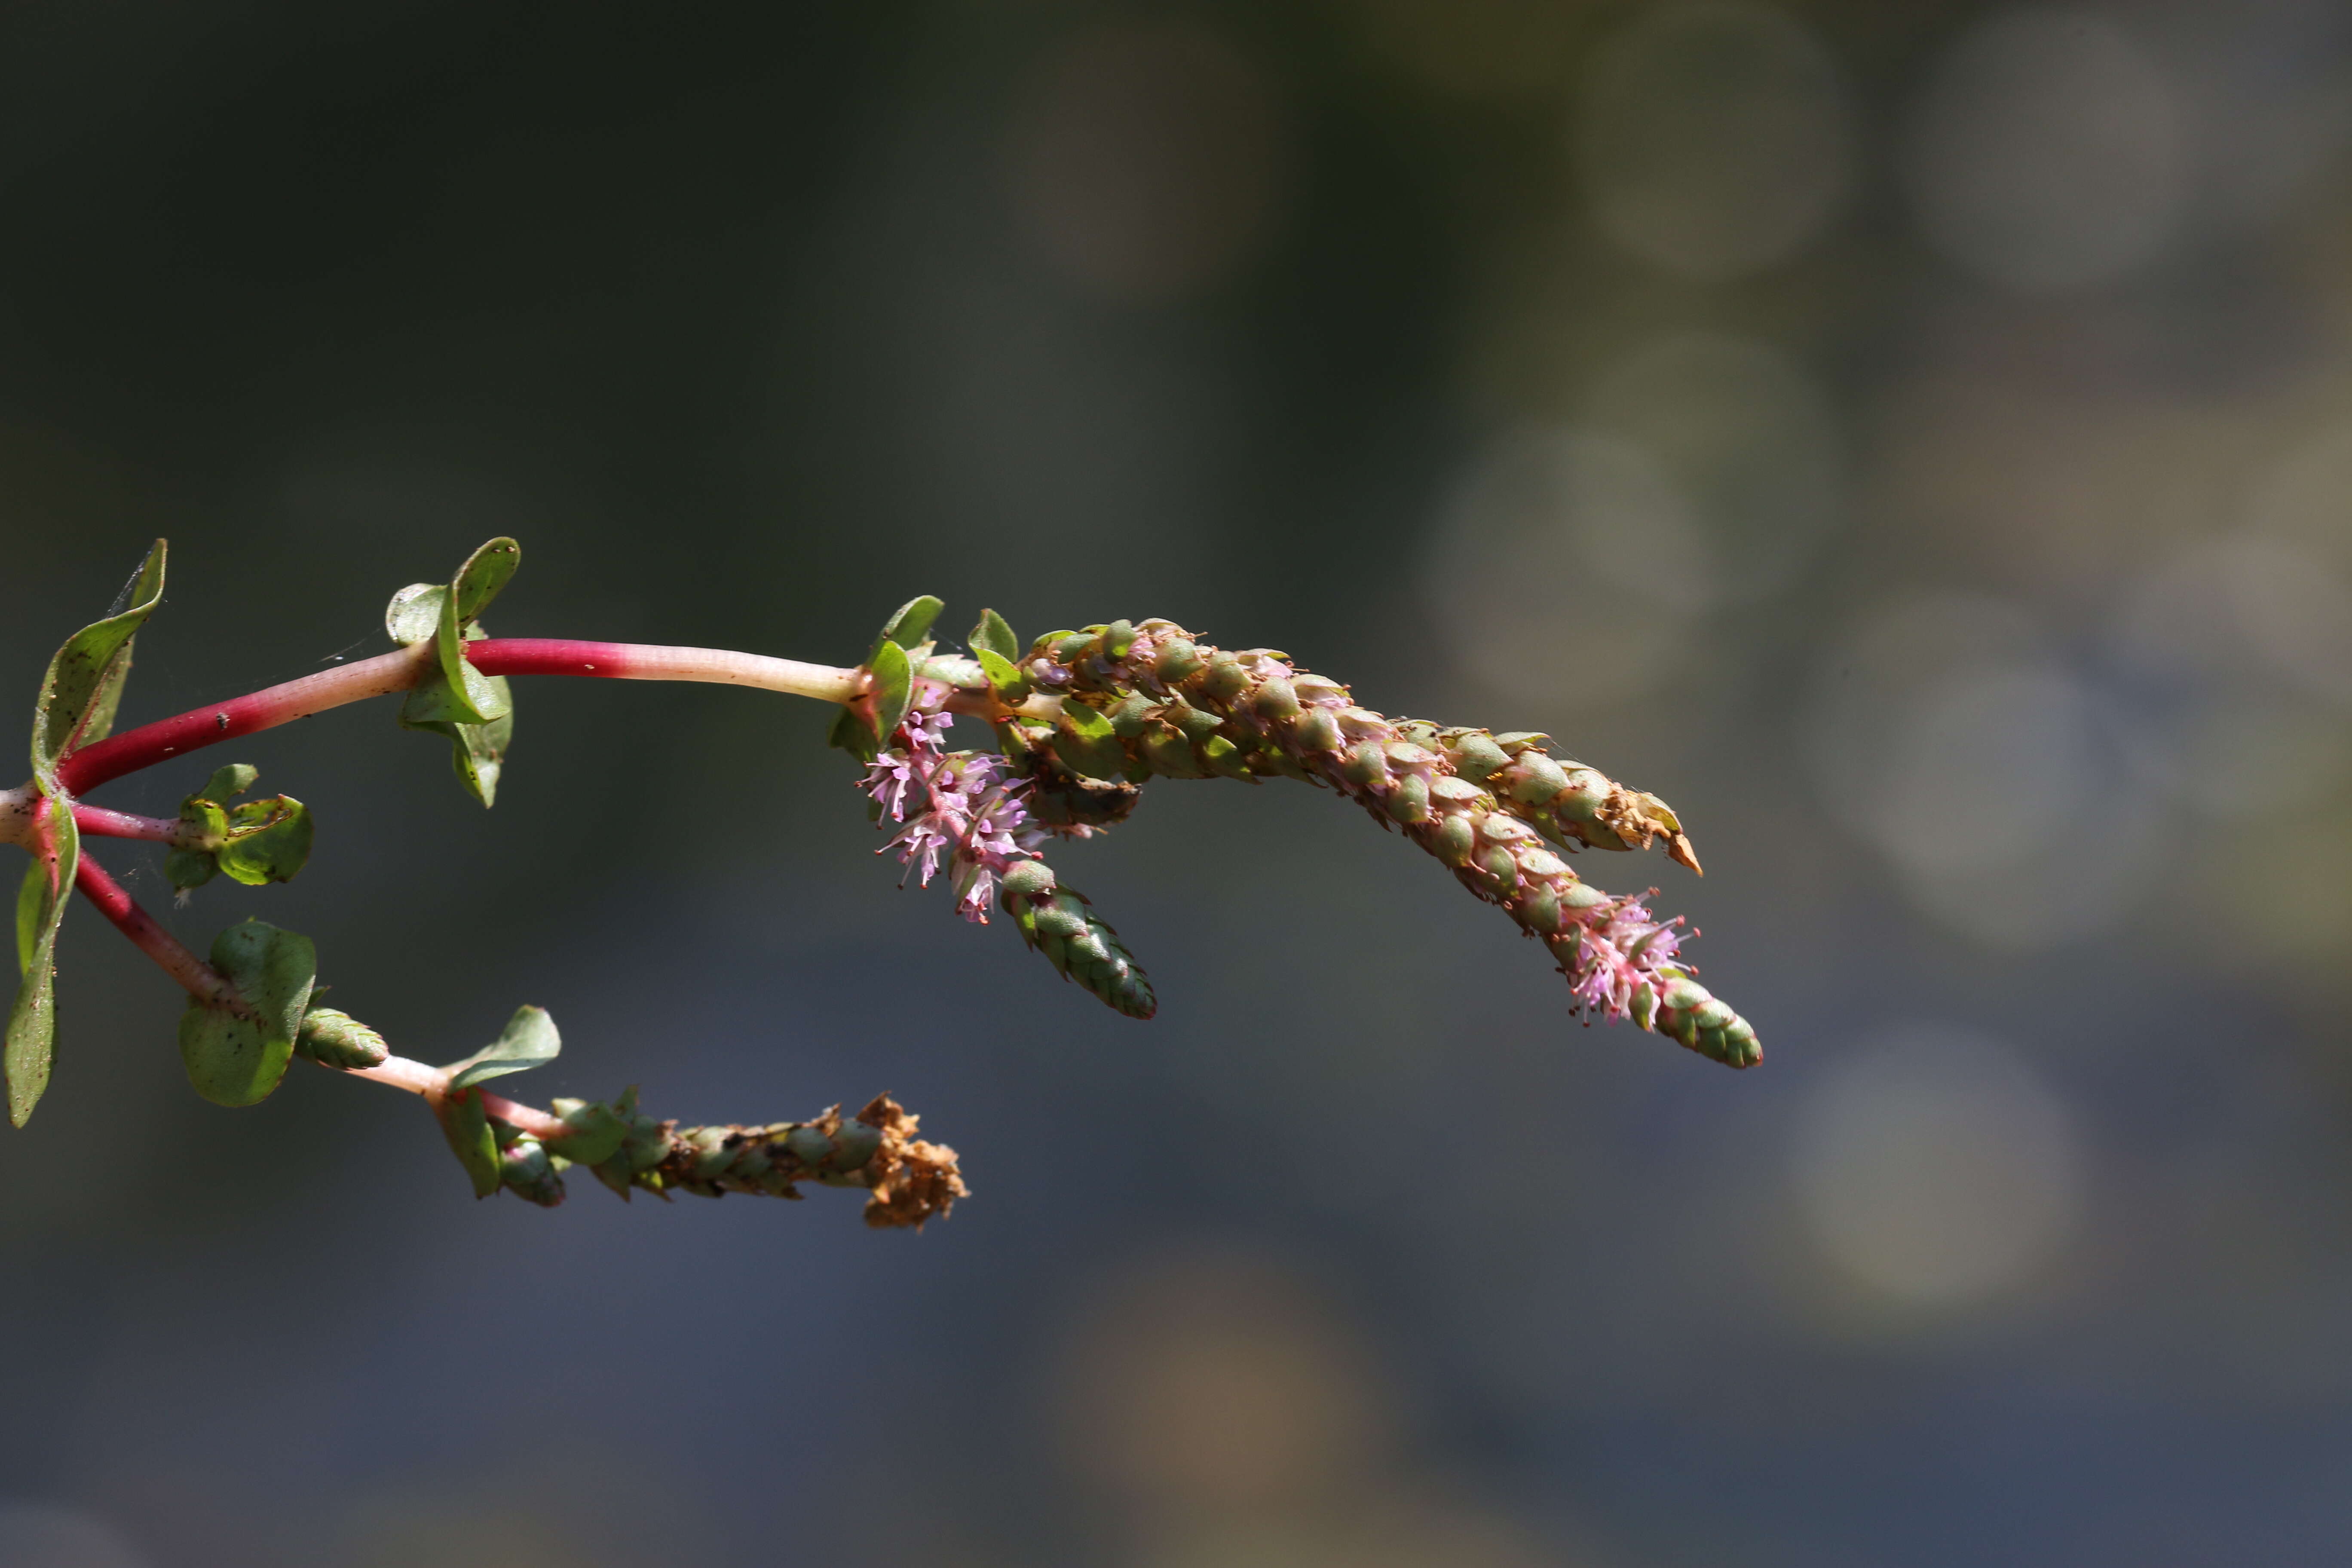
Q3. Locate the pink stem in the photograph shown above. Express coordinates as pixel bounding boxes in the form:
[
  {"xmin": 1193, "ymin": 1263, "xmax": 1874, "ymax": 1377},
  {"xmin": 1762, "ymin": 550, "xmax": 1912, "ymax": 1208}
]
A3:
[{"xmin": 72, "ymin": 804, "xmax": 194, "ymax": 845}]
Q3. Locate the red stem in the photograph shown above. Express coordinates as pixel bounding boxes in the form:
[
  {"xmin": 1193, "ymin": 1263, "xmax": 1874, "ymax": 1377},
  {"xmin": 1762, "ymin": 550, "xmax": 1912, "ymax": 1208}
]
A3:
[
  {"xmin": 57, "ymin": 638, "xmax": 869, "ymax": 794},
  {"xmin": 73, "ymin": 854, "xmax": 240, "ymax": 1009}
]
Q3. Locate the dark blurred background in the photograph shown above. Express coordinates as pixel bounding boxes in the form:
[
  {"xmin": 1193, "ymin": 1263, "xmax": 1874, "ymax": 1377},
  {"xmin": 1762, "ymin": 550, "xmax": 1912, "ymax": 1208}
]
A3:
[{"xmin": 5, "ymin": 2, "xmax": 2352, "ymax": 1563}]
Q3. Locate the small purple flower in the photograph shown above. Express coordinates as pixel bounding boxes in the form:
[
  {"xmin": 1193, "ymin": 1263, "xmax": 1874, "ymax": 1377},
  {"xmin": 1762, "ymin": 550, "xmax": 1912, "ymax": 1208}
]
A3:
[
  {"xmin": 1564, "ymin": 894, "xmax": 1686, "ymax": 1021},
  {"xmin": 861, "ymin": 691, "xmax": 1047, "ymax": 925}
]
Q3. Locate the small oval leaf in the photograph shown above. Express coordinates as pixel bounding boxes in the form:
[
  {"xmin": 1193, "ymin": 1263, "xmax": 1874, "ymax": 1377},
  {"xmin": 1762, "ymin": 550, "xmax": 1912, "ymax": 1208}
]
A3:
[
  {"xmin": 443, "ymin": 1004, "xmax": 561, "ymax": 1091},
  {"xmin": 384, "ymin": 584, "xmax": 446, "ymax": 646},
  {"xmin": 968, "ymin": 608, "xmax": 1021, "ymax": 665}
]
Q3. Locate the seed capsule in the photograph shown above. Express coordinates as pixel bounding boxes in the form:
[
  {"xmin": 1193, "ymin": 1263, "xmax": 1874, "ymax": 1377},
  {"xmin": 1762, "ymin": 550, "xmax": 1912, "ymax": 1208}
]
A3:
[
  {"xmin": 1341, "ymin": 742, "xmax": 1390, "ymax": 788},
  {"xmin": 1144, "ymin": 729, "xmax": 1204, "ymax": 777},
  {"xmin": 1294, "ymin": 709, "xmax": 1343, "ymax": 753},
  {"xmin": 1387, "ymin": 775, "xmax": 1430, "ymax": 824},
  {"xmin": 1554, "ymin": 768, "xmax": 1609, "ymax": 820},
  {"xmin": 1519, "ymin": 848, "xmax": 1567, "ymax": 879},
  {"xmin": 1448, "ymin": 732, "xmax": 1510, "ymax": 782},
  {"xmin": 1505, "ymin": 755, "xmax": 1568, "ymax": 805},
  {"xmin": 1155, "ymin": 638, "xmax": 1204, "ymax": 683},
  {"xmin": 1201, "ymin": 658, "xmax": 1251, "ymax": 704},
  {"xmin": 1200, "ymin": 735, "xmax": 1250, "ymax": 776},
  {"xmin": 1429, "ymin": 776, "xmax": 1484, "ymax": 808},
  {"xmin": 784, "ymin": 1125, "xmax": 836, "ymax": 1167},
  {"xmin": 1253, "ymin": 679, "xmax": 1301, "ymax": 720}
]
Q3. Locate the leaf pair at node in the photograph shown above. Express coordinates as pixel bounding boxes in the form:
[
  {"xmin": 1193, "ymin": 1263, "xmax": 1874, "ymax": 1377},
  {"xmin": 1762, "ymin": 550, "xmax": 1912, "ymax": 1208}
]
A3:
[
  {"xmin": 432, "ymin": 1005, "xmax": 562, "ymax": 1198},
  {"xmin": 826, "ymin": 594, "xmax": 942, "ymax": 761},
  {"xmin": 387, "ymin": 537, "xmax": 520, "ymax": 806},
  {"xmin": 8, "ymin": 539, "xmax": 167, "ymax": 1126},
  {"xmin": 164, "ymin": 763, "xmax": 314, "ymax": 891}
]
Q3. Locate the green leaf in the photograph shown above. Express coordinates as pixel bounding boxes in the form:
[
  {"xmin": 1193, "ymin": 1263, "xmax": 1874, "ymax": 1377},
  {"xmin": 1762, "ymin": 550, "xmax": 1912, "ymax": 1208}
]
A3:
[
  {"xmin": 879, "ymin": 595, "xmax": 943, "ymax": 650},
  {"xmin": 418, "ymin": 588, "xmax": 510, "ymax": 727},
  {"xmin": 827, "ymin": 704, "xmax": 879, "ymax": 763},
  {"xmin": 384, "ymin": 583, "xmax": 446, "ymax": 646},
  {"xmin": 215, "ymin": 796, "xmax": 314, "ymax": 886},
  {"xmin": 176, "ymin": 918, "xmax": 316, "ymax": 1107},
  {"xmin": 33, "ymin": 539, "xmax": 167, "ymax": 775},
  {"xmin": 974, "ymin": 648, "xmax": 1033, "ymax": 705},
  {"xmin": 14, "ymin": 861, "xmax": 40, "ymax": 979},
  {"xmin": 400, "ymin": 694, "xmax": 512, "ymax": 808},
  {"xmin": 442, "ymin": 1004, "xmax": 560, "ymax": 1091},
  {"xmin": 164, "ymin": 847, "xmax": 218, "ymax": 891},
  {"xmin": 866, "ymin": 638, "xmax": 913, "ymax": 742},
  {"xmin": 450, "ymin": 537, "xmax": 521, "ymax": 623},
  {"xmin": 968, "ymin": 608, "xmax": 1021, "ymax": 665},
  {"xmin": 436, "ymin": 1088, "xmax": 502, "ymax": 1198},
  {"xmin": 193, "ymin": 764, "xmax": 260, "ymax": 805},
  {"xmin": 6, "ymin": 803, "xmax": 78, "ymax": 1125}
]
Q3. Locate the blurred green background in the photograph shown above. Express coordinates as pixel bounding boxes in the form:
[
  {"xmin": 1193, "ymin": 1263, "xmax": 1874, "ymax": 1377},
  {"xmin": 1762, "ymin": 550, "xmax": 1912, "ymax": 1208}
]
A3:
[{"xmin": 5, "ymin": 2, "xmax": 2352, "ymax": 1563}]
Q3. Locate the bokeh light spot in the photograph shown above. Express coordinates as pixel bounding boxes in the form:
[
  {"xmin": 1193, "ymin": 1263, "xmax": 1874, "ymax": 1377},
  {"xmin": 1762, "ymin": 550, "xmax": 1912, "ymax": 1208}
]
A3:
[
  {"xmin": 1903, "ymin": 7, "xmax": 2186, "ymax": 292},
  {"xmin": 1574, "ymin": 1, "xmax": 1853, "ymax": 279},
  {"xmin": 1792, "ymin": 1024, "xmax": 2083, "ymax": 1308}
]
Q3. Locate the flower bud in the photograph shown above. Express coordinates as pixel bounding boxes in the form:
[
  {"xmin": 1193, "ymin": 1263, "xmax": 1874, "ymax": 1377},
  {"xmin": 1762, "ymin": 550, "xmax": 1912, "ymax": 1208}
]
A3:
[
  {"xmin": 499, "ymin": 1138, "xmax": 566, "ymax": 1207},
  {"xmin": 295, "ymin": 1007, "xmax": 389, "ymax": 1070},
  {"xmin": 1433, "ymin": 815, "xmax": 1477, "ymax": 866},
  {"xmin": 1387, "ymin": 775, "xmax": 1429, "ymax": 824}
]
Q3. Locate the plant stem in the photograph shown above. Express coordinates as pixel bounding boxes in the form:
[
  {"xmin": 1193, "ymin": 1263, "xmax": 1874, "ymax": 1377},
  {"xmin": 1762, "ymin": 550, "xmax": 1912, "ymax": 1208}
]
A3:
[
  {"xmin": 69, "ymin": 851, "xmax": 565, "ymax": 1137},
  {"xmin": 72, "ymin": 805, "xmax": 198, "ymax": 845},
  {"xmin": 53, "ymin": 637, "xmax": 1059, "ymax": 795}
]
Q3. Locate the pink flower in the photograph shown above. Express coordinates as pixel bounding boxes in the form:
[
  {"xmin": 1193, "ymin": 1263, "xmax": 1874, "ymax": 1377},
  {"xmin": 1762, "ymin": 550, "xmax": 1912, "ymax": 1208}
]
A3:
[
  {"xmin": 860, "ymin": 689, "xmax": 1047, "ymax": 925},
  {"xmin": 1562, "ymin": 893, "xmax": 1686, "ymax": 1021}
]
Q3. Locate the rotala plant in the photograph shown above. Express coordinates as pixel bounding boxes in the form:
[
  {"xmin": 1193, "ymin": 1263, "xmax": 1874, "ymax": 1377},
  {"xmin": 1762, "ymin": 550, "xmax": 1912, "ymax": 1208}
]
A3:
[{"xmin": 2, "ymin": 539, "xmax": 1759, "ymax": 1226}]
